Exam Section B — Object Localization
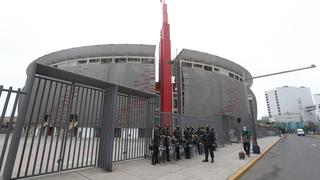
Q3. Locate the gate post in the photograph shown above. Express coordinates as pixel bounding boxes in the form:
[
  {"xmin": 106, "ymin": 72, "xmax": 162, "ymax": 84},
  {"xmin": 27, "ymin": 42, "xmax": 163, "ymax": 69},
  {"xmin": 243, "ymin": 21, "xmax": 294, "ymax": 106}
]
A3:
[
  {"xmin": 98, "ymin": 86, "xmax": 118, "ymax": 171},
  {"xmin": 3, "ymin": 63, "xmax": 38, "ymax": 180}
]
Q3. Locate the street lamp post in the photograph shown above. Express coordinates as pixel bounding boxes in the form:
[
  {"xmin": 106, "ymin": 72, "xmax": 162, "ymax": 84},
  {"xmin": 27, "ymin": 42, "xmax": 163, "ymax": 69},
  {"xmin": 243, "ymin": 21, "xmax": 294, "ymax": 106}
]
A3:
[{"xmin": 248, "ymin": 94, "xmax": 260, "ymax": 154}]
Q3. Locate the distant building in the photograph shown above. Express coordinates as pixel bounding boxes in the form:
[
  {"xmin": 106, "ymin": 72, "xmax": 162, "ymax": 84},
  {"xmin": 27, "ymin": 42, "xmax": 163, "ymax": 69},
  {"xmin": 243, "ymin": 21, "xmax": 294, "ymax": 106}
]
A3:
[
  {"xmin": 265, "ymin": 86, "xmax": 317, "ymax": 122},
  {"xmin": 313, "ymin": 94, "xmax": 320, "ymax": 121}
]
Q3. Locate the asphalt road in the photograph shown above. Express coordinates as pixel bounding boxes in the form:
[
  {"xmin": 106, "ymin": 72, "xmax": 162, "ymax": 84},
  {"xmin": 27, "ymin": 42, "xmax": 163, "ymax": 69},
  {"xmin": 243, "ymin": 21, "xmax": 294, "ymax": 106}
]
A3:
[{"xmin": 241, "ymin": 134, "xmax": 320, "ymax": 180}]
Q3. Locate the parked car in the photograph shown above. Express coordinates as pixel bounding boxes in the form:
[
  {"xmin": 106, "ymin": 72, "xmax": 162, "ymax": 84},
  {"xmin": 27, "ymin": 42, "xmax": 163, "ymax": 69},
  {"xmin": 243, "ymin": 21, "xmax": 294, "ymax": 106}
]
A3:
[{"xmin": 297, "ymin": 129, "xmax": 305, "ymax": 136}]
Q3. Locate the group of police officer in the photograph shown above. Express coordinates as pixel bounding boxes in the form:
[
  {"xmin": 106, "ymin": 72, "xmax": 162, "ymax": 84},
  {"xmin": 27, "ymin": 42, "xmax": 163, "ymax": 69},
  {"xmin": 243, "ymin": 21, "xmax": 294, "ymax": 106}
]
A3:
[{"xmin": 151, "ymin": 125, "xmax": 217, "ymax": 165}]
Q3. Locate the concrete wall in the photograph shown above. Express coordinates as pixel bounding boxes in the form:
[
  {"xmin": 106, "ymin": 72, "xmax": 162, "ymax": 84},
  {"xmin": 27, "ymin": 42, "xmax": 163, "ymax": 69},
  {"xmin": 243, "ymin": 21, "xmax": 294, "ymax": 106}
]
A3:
[
  {"xmin": 61, "ymin": 63, "xmax": 155, "ymax": 93},
  {"xmin": 181, "ymin": 67, "xmax": 254, "ymax": 128}
]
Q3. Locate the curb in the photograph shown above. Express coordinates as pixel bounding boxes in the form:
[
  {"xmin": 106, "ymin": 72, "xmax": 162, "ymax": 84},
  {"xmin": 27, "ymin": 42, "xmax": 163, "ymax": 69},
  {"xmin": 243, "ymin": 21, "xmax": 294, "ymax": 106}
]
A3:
[{"xmin": 227, "ymin": 136, "xmax": 283, "ymax": 180}]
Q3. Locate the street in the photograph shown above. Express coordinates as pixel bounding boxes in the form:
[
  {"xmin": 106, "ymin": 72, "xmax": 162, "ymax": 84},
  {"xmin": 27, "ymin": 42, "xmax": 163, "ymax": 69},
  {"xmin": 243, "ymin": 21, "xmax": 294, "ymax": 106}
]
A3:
[{"xmin": 241, "ymin": 134, "xmax": 320, "ymax": 180}]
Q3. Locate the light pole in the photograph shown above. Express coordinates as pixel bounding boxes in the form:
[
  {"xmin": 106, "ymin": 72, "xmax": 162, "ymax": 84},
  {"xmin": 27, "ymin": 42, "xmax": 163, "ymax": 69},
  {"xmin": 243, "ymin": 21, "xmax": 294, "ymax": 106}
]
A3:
[
  {"xmin": 248, "ymin": 94, "xmax": 260, "ymax": 153},
  {"xmin": 245, "ymin": 64, "xmax": 316, "ymax": 154}
]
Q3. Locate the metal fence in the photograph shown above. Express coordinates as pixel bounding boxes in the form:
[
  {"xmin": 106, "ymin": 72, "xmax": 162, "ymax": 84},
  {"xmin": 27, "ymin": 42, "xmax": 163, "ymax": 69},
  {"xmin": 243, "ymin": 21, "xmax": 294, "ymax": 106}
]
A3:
[
  {"xmin": 112, "ymin": 94, "xmax": 157, "ymax": 162},
  {"xmin": 256, "ymin": 126, "xmax": 279, "ymax": 138},
  {"xmin": 0, "ymin": 86, "xmax": 25, "ymax": 176},
  {"xmin": 2, "ymin": 63, "xmax": 158, "ymax": 180},
  {"xmin": 7, "ymin": 77, "xmax": 105, "ymax": 179}
]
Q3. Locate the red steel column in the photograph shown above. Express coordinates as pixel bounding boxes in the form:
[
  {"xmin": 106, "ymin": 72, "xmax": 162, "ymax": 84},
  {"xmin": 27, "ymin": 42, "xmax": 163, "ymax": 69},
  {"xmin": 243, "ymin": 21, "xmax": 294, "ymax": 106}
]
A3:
[{"xmin": 159, "ymin": 0, "xmax": 172, "ymax": 126}]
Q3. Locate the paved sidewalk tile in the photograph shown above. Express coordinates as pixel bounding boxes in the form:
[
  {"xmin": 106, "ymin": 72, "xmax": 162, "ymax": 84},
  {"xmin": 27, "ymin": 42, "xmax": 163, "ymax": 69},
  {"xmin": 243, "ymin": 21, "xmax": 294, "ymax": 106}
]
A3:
[{"xmin": 31, "ymin": 136, "xmax": 280, "ymax": 180}]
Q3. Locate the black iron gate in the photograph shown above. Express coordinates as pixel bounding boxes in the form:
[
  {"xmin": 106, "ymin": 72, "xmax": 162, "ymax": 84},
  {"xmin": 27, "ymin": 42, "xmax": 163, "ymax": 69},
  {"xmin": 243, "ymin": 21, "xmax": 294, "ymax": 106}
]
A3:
[
  {"xmin": 2, "ymin": 63, "xmax": 158, "ymax": 180},
  {"xmin": 5, "ymin": 75, "xmax": 104, "ymax": 179}
]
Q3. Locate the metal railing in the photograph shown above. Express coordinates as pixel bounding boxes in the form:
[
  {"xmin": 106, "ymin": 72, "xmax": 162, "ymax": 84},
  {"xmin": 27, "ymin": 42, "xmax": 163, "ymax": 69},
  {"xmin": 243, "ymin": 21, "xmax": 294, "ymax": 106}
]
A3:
[
  {"xmin": 256, "ymin": 126, "xmax": 279, "ymax": 138},
  {"xmin": 0, "ymin": 86, "xmax": 26, "ymax": 176}
]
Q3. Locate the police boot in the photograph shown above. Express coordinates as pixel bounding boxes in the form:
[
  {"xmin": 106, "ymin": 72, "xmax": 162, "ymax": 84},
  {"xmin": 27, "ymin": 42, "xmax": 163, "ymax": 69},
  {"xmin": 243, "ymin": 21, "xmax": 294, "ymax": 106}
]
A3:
[
  {"xmin": 202, "ymin": 159, "xmax": 208, "ymax": 162},
  {"xmin": 211, "ymin": 158, "xmax": 214, "ymax": 163}
]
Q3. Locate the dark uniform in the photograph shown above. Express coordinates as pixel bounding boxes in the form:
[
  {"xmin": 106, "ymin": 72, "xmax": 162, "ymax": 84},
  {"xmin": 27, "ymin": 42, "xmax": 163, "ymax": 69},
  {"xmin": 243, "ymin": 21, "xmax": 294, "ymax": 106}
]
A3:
[
  {"xmin": 173, "ymin": 126, "xmax": 182, "ymax": 160},
  {"xmin": 241, "ymin": 128, "xmax": 251, "ymax": 157},
  {"xmin": 202, "ymin": 126, "xmax": 215, "ymax": 163},
  {"xmin": 162, "ymin": 125, "xmax": 171, "ymax": 162},
  {"xmin": 184, "ymin": 127, "xmax": 191, "ymax": 159},
  {"xmin": 152, "ymin": 126, "xmax": 160, "ymax": 165},
  {"xmin": 194, "ymin": 128, "xmax": 202, "ymax": 155}
]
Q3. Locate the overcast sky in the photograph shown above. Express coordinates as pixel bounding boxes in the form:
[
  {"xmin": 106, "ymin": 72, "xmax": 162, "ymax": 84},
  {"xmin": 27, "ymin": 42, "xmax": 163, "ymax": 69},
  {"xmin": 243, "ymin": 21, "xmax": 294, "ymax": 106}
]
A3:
[{"xmin": 0, "ymin": 0, "xmax": 319, "ymax": 118}]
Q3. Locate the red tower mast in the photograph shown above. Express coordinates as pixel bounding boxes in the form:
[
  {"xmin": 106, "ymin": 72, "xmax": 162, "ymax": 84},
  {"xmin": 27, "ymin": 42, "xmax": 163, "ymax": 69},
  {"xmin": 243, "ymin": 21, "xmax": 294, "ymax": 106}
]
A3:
[{"xmin": 159, "ymin": 0, "xmax": 172, "ymax": 126}]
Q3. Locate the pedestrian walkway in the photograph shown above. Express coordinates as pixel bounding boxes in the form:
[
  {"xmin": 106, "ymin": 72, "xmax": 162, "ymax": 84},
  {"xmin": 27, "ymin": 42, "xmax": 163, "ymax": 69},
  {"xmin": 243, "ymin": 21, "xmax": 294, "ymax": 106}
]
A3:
[{"xmin": 31, "ymin": 136, "xmax": 280, "ymax": 180}]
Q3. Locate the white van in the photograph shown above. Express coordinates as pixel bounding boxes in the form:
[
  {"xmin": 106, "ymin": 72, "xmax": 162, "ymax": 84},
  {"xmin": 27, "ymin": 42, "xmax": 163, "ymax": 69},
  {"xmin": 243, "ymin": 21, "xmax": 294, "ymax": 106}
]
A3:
[{"xmin": 297, "ymin": 129, "xmax": 305, "ymax": 136}]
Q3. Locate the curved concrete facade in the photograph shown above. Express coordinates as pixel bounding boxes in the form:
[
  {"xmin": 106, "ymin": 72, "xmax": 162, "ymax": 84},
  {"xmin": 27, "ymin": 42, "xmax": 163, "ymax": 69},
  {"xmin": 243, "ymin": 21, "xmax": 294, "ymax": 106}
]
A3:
[
  {"xmin": 28, "ymin": 44, "xmax": 156, "ymax": 93},
  {"xmin": 174, "ymin": 49, "xmax": 257, "ymax": 128},
  {"xmin": 27, "ymin": 45, "xmax": 257, "ymax": 128}
]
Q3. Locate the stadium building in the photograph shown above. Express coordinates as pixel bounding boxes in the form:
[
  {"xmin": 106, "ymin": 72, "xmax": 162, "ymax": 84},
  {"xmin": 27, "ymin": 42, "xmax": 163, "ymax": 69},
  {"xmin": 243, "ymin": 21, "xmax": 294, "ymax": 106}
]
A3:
[
  {"xmin": 25, "ymin": 0, "xmax": 257, "ymax": 134},
  {"xmin": 27, "ymin": 45, "xmax": 256, "ymax": 129}
]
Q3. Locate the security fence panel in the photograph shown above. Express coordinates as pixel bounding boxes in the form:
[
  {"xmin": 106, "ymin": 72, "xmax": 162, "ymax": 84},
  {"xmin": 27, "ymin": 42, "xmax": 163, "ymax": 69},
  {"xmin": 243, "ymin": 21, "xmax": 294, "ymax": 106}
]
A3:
[
  {"xmin": 112, "ymin": 95, "xmax": 156, "ymax": 162},
  {"xmin": 2, "ymin": 63, "xmax": 158, "ymax": 179},
  {"xmin": 256, "ymin": 126, "xmax": 278, "ymax": 138},
  {"xmin": 4, "ymin": 76, "xmax": 104, "ymax": 179},
  {"xmin": 0, "ymin": 86, "xmax": 25, "ymax": 176}
]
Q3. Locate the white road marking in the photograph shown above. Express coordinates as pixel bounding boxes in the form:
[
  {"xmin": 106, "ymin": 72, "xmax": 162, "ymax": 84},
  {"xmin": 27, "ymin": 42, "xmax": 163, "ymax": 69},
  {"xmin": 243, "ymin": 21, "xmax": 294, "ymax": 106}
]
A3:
[{"xmin": 312, "ymin": 144, "xmax": 317, "ymax": 147}]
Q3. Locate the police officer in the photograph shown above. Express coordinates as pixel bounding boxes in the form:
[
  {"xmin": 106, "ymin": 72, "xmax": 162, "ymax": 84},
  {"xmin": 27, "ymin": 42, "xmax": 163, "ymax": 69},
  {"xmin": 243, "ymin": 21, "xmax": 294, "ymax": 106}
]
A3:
[
  {"xmin": 209, "ymin": 127, "xmax": 217, "ymax": 151},
  {"xmin": 202, "ymin": 125, "xmax": 214, "ymax": 163},
  {"xmin": 209, "ymin": 128, "xmax": 216, "ymax": 161},
  {"xmin": 173, "ymin": 125, "xmax": 182, "ymax": 160},
  {"xmin": 151, "ymin": 125, "xmax": 160, "ymax": 165},
  {"xmin": 161, "ymin": 124, "xmax": 171, "ymax": 162},
  {"xmin": 184, "ymin": 127, "xmax": 191, "ymax": 159}
]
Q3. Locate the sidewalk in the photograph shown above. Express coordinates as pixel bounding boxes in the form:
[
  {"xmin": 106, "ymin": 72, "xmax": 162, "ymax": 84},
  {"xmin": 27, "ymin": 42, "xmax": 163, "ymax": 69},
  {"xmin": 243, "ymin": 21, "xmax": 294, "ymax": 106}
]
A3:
[{"xmin": 32, "ymin": 136, "xmax": 280, "ymax": 180}]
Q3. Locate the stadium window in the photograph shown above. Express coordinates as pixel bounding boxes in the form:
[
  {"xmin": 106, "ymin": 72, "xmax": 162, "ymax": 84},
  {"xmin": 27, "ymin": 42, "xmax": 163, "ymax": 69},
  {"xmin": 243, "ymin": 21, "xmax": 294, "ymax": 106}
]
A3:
[
  {"xmin": 89, "ymin": 58, "xmax": 100, "ymax": 63},
  {"xmin": 235, "ymin": 75, "xmax": 239, "ymax": 80},
  {"xmin": 141, "ymin": 58, "xmax": 154, "ymax": 64},
  {"xmin": 115, "ymin": 58, "xmax": 127, "ymax": 63},
  {"xmin": 181, "ymin": 62, "xmax": 192, "ymax": 68},
  {"xmin": 204, "ymin": 65, "xmax": 212, "ymax": 71},
  {"xmin": 193, "ymin": 63, "xmax": 203, "ymax": 68},
  {"xmin": 239, "ymin": 78, "xmax": 243, "ymax": 82},
  {"xmin": 229, "ymin": 72, "xmax": 235, "ymax": 78},
  {"xmin": 78, "ymin": 59, "xmax": 87, "ymax": 64},
  {"xmin": 128, "ymin": 57, "xmax": 140, "ymax": 62},
  {"xmin": 101, "ymin": 58, "xmax": 112, "ymax": 64},
  {"xmin": 53, "ymin": 65, "xmax": 58, "ymax": 68},
  {"xmin": 214, "ymin": 67, "xmax": 220, "ymax": 72}
]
